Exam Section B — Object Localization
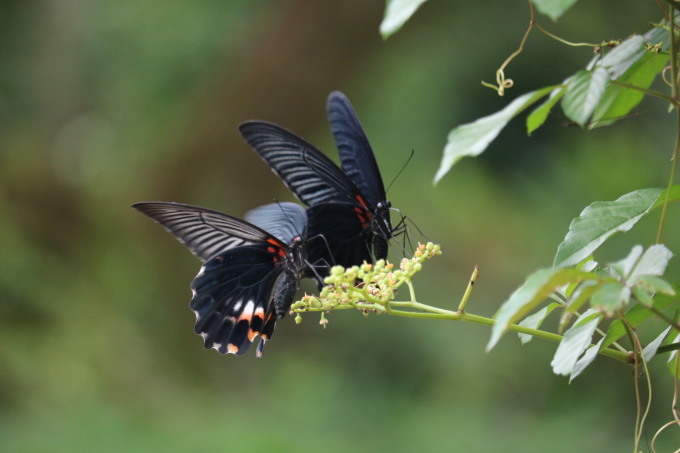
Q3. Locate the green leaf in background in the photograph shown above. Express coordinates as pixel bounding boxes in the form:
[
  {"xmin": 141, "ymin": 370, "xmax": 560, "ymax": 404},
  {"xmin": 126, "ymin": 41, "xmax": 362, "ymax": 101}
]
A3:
[
  {"xmin": 591, "ymin": 47, "xmax": 669, "ymax": 128},
  {"xmin": 601, "ymin": 286, "xmax": 680, "ymax": 349},
  {"xmin": 590, "ymin": 282, "xmax": 630, "ymax": 315},
  {"xmin": 561, "ymin": 67, "xmax": 610, "ymax": 126},
  {"xmin": 551, "ymin": 309, "xmax": 601, "ymax": 376},
  {"xmin": 531, "ymin": 0, "xmax": 579, "ymax": 21},
  {"xmin": 553, "ymin": 188, "xmax": 672, "ymax": 268},
  {"xmin": 632, "ymin": 285, "xmax": 653, "ymax": 306},
  {"xmin": 609, "ymin": 245, "xmax": 644, "ymax": 279},
  {"xmin": 560, "ymin": 280, "xmax": 602, "ymax": 330},
  {"xmin": 380, "ymin": 0, "xmax": 429, "ymax": 39},
  {"xmin": 588, "ymin": 23, "xmax": 669, "ymax": 128},
  {"xmin": 628, "ymin": 244, "xmax": 674, "ymax": 280},
  {"xmin": 517, "ymin": 302, "xmax": 560, "ymax": 344},
  {"xmin": 652, "ymin": 184, "xmax": 680, "ymax": 210},
  {"xmin": 635, "ymin": 275, "xmax": 676, "ymax": 298},
  {"xmin": 570, "ymin": 338, "xmax": 604, "ymax": 381},
  {"xmin": 434, "ymin": 86, "xmax": 557, "ymax": 183},
  {"xmin": 526, "ymin": 86, "xmax": 565, "ymax": 135},
  {"xmin": 596, "ymin": 36, "xmax": 647, "ymax": 78},
  {"xmin": 642, "ymin": 325, "xmax": 673, "ymax": 363},
  {"xmin": 488, "ymin": 267, "xmax": 596, "ymax": 350}
]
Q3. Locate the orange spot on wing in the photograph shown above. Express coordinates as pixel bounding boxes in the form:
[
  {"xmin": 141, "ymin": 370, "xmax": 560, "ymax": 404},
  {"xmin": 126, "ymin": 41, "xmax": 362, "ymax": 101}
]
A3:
[
  {"xmin": 227, "ymin": 344, "xmax": 239, "ymax": 354},
  {"xmin": 267, "ymin": 238, "xmax": 283, "ymax": 247}
]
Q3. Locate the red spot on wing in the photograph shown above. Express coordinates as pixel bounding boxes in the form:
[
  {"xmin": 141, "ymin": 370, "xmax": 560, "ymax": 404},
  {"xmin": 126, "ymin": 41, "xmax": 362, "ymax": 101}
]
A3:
[
  {"xmin": 354, "ymin": 206, "xmax": 369, "ymax": 229},
  {"xmin": 265, "ymin": 237, "xmax": 286, "ymax": 261},
  {"xmin": 355, "ymin": 194, "xmax": 369, "ymax": 209}
]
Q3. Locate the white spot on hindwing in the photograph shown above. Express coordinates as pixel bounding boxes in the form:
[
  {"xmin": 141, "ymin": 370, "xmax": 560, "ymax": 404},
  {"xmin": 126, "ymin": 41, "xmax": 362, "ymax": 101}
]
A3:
[{"xmin": 242, "ymin": 300, "xmax": 255, "ymax": 317}]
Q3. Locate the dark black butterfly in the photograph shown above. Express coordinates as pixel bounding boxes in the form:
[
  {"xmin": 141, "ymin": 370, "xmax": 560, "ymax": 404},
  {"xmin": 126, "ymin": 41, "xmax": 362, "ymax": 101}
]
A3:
[
  {"xmin": 132, "ymin": 201, "xmax": 309, "ymax": 357},
  {"xmin": 238, "ymin": 91, "xmax": 393, "ymax": 273}
]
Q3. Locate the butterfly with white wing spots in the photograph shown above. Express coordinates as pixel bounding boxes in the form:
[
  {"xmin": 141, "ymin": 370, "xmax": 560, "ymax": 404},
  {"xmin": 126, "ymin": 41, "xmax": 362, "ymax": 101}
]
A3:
[{"xmin": 132, "ymin": 201, "xmax": 312, "ymax": 357}]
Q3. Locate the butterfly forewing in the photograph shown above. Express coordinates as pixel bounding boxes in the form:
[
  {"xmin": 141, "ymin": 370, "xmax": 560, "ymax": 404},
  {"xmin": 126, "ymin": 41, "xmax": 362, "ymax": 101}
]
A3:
[
  {"xmin": 239, "ymin": 121, "xmax": 358, "ymax": 206},
  {"xmin": 133, "ymin": 202, "xmax": 273, "ymax": 262},
  {"xmin": 327, "ymin": 91, "xmax": 387, "ymax": 208}
]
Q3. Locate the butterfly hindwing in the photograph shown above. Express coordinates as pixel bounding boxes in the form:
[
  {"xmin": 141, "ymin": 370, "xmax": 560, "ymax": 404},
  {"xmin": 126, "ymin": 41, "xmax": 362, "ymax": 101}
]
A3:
[
  {"xmin": 306, "ymin": 202, "xmax": 372, "ymax": 271},
  {"xmin": 191, "ymin": 244, "xmax": 284, "ymax": 355},
  {"xmin": 244, "ymin": 202, "xmax": 307, "ymax": 245}
]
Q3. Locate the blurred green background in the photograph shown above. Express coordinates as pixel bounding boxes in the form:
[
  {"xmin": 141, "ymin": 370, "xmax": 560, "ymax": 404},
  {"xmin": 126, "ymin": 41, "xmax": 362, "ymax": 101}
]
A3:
[{"xmin": 2, "ymin": 1, "xmax": 679, "ymax": 451}]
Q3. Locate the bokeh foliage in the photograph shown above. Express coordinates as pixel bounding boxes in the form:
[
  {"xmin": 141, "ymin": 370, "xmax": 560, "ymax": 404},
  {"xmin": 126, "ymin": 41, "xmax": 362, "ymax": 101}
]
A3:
[{"xmin": 1, "ymin": 1, "xmax": 678, "ymax": 451}]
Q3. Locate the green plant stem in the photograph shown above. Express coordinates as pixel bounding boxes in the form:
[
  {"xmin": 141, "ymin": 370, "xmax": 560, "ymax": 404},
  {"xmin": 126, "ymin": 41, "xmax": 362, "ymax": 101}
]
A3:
[
  {"xmin": 657, "ymin": 11, "xmax": 680, "ymax": 243},
  {"xmin": 657, "ymin": 342, "xmax": 680, "ymax": 354},
  {"xmin": 533, "ymin": 21, "xmax": 598, "ymax": 48},
  {"xmin": 457, "ymin": 265, "xmax": 479, "ymax": 312},
  {"xmin": 609, "ymin": 80, "xmax": 677, "ymax": 105},
  {"xmin": 644, "ymin": 305, "xmax": 680, "ymax": 331},
  {"xmin": 296, "ymin": 300, "xmax": 632, "ymax": 363}
]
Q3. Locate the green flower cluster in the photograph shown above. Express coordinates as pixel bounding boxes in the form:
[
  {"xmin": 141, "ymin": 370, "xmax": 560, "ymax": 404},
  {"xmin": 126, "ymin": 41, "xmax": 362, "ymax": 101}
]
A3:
[{"xmin": 291, "ymin": 242, "xmax": 441, "ymax": 324}]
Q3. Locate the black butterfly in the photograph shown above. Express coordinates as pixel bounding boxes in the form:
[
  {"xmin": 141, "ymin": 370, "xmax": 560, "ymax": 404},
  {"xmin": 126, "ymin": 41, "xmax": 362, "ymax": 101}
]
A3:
[
  {"xmin": 132, "ymin": 201, "xmax": 309, "ymax": 357},
  {"xmin": 239, "ymin": 91, "xmax": 393, "ymax": 273}
]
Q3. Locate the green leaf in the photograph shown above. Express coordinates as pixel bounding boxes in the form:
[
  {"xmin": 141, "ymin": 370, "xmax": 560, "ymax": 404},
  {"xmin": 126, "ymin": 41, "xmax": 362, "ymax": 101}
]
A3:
[
  {"xmin": 589, "ymin": 25, "xmax": 670, "ymax": 128},
  {"xmin": 590, "ymin": 51, "xmax": 669, "ymax": 128},
  {"xmin": 609, "ymin": 245, "xmax": 644, "ymax": 279},
  {"xmin": 629, "ymin": 244, "xmax": 674, "ymax": 280},
  {"xmin": 434, "ymin": 86, "xmax": 557, "ymax": 184},
  {"xmin": 597, "ymin": 35, "xmax": 648, "ymax": 78},
  {"xmin": 601, "ymin": 286, "xmax": 680, "ymax": 349},
  {"xmin": 380, "ymin": 0, "xmax": 429, "ymax": 39},
  {"xmin": 488, "ymin": 267, "xmax": 596, "ymax": 351},
  {"xmin": 551, "ymin": 309, "xmax": 601, "ymax": 376},
  {"xmin": 532, "ymin": 0, "xmax": 578, "ymax": 21},
  {"xmin": 651, "ymin": 184, "xmax": 680, "ymax": 210},
  {"xmin": 563, "ymin": 280, "xmax": 602, "ymax": 319},
  {"xmin": 570, "ymin": 337, "xmax": 604, "ymax": 381},
  {"xmin": 517, "ymin": 302, "xmax": 560, "ymax": 344},
  {"xmin": 632, "ymin": 285, "xmax": 653, "ymax": 306},
  {"xmin": 553, "ymin": 188, "xmax": 669, "ymax": 268},
  {"xmin": 590, "ymin": 282, "xmax": 630, "ymax": 315},
  {"xmin": 635, "ymin": 275, "xmax": 676, "ymax": 297},
  {"xmin": 561, "ymin": 67, "xmax": 610, "ymax": 127},
  {"xmin": 642, "ymin": 325, "xmax": 673, "ymax": 363},
  {"xmin": 526, "ymin": 87, "xmax": 565, "ymax": 135}
]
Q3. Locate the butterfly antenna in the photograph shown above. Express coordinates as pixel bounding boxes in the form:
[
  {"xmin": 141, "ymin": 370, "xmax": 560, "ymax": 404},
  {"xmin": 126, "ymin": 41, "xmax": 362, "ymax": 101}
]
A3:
[{"xmin": 385, "ymin": 149, "xmax": 415, "ymax": 195}]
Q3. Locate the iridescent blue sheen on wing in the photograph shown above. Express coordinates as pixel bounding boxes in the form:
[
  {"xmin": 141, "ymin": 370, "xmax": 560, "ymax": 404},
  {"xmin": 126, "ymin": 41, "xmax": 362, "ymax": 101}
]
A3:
[{"xmin": 244, "ymin": 202, "xmax": 306, "ymax": 245}]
